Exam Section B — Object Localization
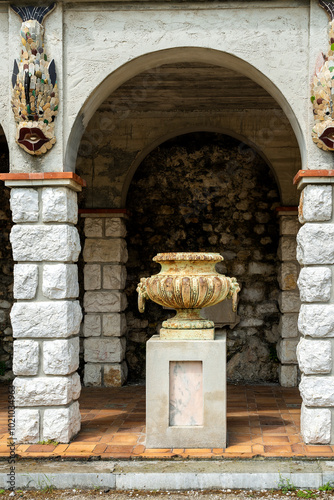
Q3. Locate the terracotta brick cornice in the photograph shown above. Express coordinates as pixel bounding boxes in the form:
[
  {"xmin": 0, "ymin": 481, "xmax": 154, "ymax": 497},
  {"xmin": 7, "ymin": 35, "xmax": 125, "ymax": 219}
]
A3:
[
  {"xmin": 79, "ymin": 208, "xmax": 130, "ymax": 218},
  {"xmin": 275, "ymin": 206, "xmax": 298, "ymax": 212},
  {"xmin": 293, "ymin": 169, "xmax": 334, "ymax": 185},
  {"xmin": 0, "ymin": 172, "xmax": 86, "ymax": 187},
  {"xmin": 78, "ymin": 208, "xmax": 127, "ymax": 214},
  {"xmin": 275, "ymin": 206, "xmax": 298, "ymax": 217}
]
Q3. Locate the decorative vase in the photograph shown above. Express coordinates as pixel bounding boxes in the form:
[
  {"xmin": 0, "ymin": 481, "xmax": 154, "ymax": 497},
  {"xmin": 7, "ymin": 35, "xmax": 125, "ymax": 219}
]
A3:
[{"xmin": 137, "ymin": 252, "xmax": 240, "ymax": 340}]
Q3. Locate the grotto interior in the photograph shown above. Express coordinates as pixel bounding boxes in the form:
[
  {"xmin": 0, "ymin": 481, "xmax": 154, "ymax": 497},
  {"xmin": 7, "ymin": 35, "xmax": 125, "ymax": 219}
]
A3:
[{"xmin": 75, "ymin": 61, "xmax": 302, "ymax": 389}]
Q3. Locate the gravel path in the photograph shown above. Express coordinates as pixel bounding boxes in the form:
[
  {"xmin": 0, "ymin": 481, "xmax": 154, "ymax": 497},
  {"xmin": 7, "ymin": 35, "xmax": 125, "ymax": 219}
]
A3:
[{"xmin": 1, "ymin": 489, "xmax": 334, "ymax": 500}]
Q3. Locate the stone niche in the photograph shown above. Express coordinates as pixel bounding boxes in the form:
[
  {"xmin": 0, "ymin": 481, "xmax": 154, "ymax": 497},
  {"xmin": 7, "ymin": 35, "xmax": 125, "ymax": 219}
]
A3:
[{"xmin": 125, "ymin": 133, "xmax": 281, "ymax": 383}]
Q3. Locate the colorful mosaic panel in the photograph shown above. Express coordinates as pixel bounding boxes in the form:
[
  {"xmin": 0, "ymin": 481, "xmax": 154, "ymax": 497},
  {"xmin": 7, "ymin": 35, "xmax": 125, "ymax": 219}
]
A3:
[{"xmin": 11, "ymin": 4, "xmax": 58, "ymax": 155}]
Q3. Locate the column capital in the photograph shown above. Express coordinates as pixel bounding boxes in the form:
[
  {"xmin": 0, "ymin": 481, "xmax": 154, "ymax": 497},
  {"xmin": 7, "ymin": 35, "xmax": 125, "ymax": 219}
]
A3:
[
  {"xmin": 293, "ymin": 170, "xmax": 334, "ymax": 190},
  {"xmin": 0, "ymin": 172, "xmax": 86, "ymax": 192}
]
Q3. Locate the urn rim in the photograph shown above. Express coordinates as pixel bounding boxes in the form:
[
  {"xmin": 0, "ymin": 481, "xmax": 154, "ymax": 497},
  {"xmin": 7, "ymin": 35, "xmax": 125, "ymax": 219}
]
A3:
[{"xmin": 153, "ymin": 252, "xmax": 223, "ymax": 262}]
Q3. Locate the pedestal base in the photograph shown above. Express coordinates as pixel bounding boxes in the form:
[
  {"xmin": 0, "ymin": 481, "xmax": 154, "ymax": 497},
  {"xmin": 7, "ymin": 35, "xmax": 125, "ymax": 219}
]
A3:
[
  {"xmin": 146, "ymin": 333, "xmax": 226, "ymax": 449},
  {"xmin": 160, "ymin": 328, "xmax": 214, "ymax": 340}
]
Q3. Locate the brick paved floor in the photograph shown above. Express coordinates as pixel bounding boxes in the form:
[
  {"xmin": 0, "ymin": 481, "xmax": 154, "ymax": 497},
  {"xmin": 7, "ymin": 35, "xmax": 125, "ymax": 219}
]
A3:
[{"xmin": 0, "ymin": 383, "xmax": 332, "ymax": 459}]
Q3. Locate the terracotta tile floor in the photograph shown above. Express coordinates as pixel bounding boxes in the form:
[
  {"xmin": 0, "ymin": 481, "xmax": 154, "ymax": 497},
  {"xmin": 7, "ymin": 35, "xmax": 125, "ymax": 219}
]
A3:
[{"xmin": 0, "ymin": 383, "xmax": 333, "ymax": 459}]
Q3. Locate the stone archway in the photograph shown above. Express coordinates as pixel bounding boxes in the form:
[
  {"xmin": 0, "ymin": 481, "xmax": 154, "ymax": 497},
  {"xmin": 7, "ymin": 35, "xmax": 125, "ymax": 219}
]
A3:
[
  {"xmin": 0, "ymin": 126, "xmax": 13, "ymax": 382},
  {"xmin": 67, "ymin": 47, "xmax": 305, "ymax": 174},
  {"xmin": 75, "ymin": 57, "xmax": 302, "ymax": 391}
]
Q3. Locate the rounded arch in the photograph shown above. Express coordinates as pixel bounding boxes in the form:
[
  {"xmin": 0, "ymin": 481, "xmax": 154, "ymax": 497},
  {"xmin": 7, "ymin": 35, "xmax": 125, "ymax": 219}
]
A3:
[
  {"xmin": 0, "ymin": 122, "xmax": 8, "ymax": 143},
  {"xmin": 123, "ymin": 126, "xmax": 282, "ymax": 207},
  {"xmin": 66, "ymin": 47, "xmax": 305, "ymax": 173},
  {"xmin": 0, "ymin": 122, "xmax": 10, "ymax": 174}
]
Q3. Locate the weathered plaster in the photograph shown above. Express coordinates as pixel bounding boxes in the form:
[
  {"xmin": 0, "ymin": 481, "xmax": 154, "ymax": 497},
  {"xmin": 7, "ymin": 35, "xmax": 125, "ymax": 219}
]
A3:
[{"xmin": 64, "ymin": 2, "xmax": 309, "ymax": 171}]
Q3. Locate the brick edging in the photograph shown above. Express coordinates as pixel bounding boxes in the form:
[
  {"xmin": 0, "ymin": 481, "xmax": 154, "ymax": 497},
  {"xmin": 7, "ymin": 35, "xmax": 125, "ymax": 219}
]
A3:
[
  {"xmin": 0, "ymin": 172, "xmax": 86, "ymax": 187},
  {"xmin": 293, "ymin": 170, "xmax": 334, "ymax": 185},
  {"xmin": 78, "ymin": 208, "xmax": 128, "ymax": 214}
]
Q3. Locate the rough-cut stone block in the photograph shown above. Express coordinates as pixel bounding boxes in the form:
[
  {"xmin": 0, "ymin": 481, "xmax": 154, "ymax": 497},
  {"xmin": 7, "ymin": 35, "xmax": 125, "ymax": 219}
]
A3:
[
  {"xmin": 72, "ymin": 372, "xmax": 81, "ymax": 400},
  {"xmin": 278, "ymin": 236, "xmax": 297, "ymax": 261},
  {"xmin": 278, "ymin": 365, "xmax": 298, "ymax": 387},
  {"xmin": 103, "ymin": 265, "xmax": 127, "ymax": 290},
  {"xmin": 278, "ymin": 263, "xmax": 298, "ymax": 290},
  {"xmin": 105, "ymin": 218, "xmax": 127, "ymax": 238},
  {"xmin": 239, "ymin": 318, "xmax": 264, "ymax": 327},
  {"xmin": 84, "ymin": 218, "xmax": 103, "ymax": 238},
  {"xmin": 240, "ymin": 286, "xmax": 264, "ymax": 302},
  {"xmin": 84, "ymin": 264, "xmax": 101, "ymax": 290},
  {"xmin": 11, "ymin": 301, "xmax": 82, "ymax": 338},
  {"xmin": 10, "ymin": 188, "xmax": 39, "ymax": 222},
  {"xmin": 255, "ymin": 302, "xmax": 279, "ymax": 315},
  {"xmin": 301, "ymin": 404, "xmax": 331, "ymax": 444},
  {"xmin": 84, "ymin": 337, "xmax": 126, "ymax": 363},
  {"xmin": 298, "ymin": 304, "xmax": 334, "ymax": 338},
  {"xmin": 279, "ymin": 313, "xmax": 298, "ymax": 338},
  {"xmin": 43, "ymin": 338, "xmax": 79, "ymax": 375},
  {"xmin": 297, "ymin": 338, "xmax": 332, "ymax": 375},
  {"xmin": 13, "ymin": 340, "xmax": 39, "ymax": 376},
  {"xmin": 83, "ymin": 238, "xmax": 128, "ymax": 263},
  {"xmin": 297, "ymin": 267, "xmax": 332, "ymax": 303},
  {"xmin": 278, "ymin": 291, "xmax": 301, "ymax": 313},
  {"xmin": 15, "ymin": 409, "xmax": 39, "ymax": 443},
  {"xmin": 126, "ymin": 312, "xmax": 149, "ymax": 329},
  {"xmin": 280, "ymin": 216, "xmax": 300, "ymax": 236},
  {"xmin": 84, "ymin": 314, "xmax": 101, "ymax": 337},
  {"xmin": 297, "ymin": 224, "xmax": 334, "ymax": 265},
  {"xmin": 300, "ymin": 375, "xmax": 334, "ymax": 406},
  {"xmin": 42, "ymin": 187, "xmax": 77, "ymax": 224},
  {"xmin": 43, "ymin": 264, "xmax": 79, "ymax": 299},
  {"xmin": 277, "ymin": 339, "xmax": 299, "ymax": 363},
  {"xmin": 102, "ymin": 313, "xmax": 127, "ymax": 337},
  {"xmin": 247, "ymin": 262, "xmax": 274, "ymax": 275},
  {"xmin": 84, "ymin": 364, "xmax": 102, "ymax": 386},
  {"xmin": 299, "ymin": 185, "xmax": 332, "ymax": 223},
  {"xmin": 43, "ymin": 402, "xmax": 81, "ymax": 442},
  {"xmin": 10, "ymin": 225, "xmax": 81, "ymax": 262},
  {"xmin": 13, "ymin": 264, "xmax": 38, "ymax": 299},
  {"xmin": 84, "ymin": 291, "xmax": 127, "ymax": 313},
  {"xmin": 104, "ymin": 361, "xmax": 128, "ymax": 387},
  {"xmin": 13, "ymin": 373, "xmax": 81, "ymax": 406}
]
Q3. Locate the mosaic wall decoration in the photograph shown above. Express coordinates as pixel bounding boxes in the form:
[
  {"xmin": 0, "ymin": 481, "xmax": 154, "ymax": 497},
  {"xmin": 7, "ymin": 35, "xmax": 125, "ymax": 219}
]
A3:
[
  {"xmin": 311, "ymin": 0, "xmax": 334, "ymax": 150},
  {"xmin": 11, "ymin": 4, "xmax": 58, "ymax": 155}
]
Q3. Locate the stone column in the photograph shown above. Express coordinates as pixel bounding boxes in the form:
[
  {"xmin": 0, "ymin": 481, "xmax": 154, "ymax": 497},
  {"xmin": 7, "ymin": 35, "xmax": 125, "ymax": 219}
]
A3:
[
  {"xmin": 82, "ymin": 211, "xmax": 128, "ymax": 387},
  {"xmin": 0, "ymin": 173, "xmax": 84, "ymax": 444},
  {"xmin": 295, "ymin": 174, "xmax": 334, "ymax": 444},
  {"xmin": 276, "ymin": 209, "xmax": 301, "ymax": 387}
]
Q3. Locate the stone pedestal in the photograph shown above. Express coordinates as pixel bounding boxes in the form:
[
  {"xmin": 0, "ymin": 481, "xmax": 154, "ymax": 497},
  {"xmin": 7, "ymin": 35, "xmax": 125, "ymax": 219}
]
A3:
[{"xmin": 146, "ymin": 333, "xmax": 226, "ymax": 449}]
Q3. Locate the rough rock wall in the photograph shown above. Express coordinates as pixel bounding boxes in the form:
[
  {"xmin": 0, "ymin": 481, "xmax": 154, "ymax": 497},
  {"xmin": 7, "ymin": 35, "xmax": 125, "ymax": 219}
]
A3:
[
  {"xmin": 125, "ymin": 133, "xmax": 281, "ymax": 383},
  {"xmin": 0, "ymin": 136, "xmax": 13, "ymax": 378}
]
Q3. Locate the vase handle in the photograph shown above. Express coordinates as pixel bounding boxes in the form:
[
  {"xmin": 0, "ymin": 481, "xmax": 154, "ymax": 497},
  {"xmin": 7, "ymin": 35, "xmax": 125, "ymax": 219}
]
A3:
[
  {"xmin": 137, "ymin": 278, "xmax": 148, "ymax": 313},
  {"xmin": 138, "ymin": 292, "xmax": 146, "ymax": 313},
  {"xmin": 228, "ymin": 277, "xmax": 240, "ymax": 312}
]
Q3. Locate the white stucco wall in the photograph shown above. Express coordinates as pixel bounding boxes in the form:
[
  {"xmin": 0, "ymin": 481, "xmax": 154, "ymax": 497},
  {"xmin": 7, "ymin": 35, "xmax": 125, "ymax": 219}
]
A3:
[
  {"xmin": 0, "ymin": 0, "xmax": 331, "ymax": 173},
  {"xmin": 0, "ymin": 6, "xmax": 9, "ymax": 142},
  {"xmin": 63, "ymin": 0, "xmax": 310, "ymax": 171}
]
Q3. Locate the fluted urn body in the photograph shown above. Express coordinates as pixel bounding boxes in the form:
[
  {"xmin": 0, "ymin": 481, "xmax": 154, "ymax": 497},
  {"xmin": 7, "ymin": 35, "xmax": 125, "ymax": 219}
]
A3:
[{"xmin": 137, "ymin": 252, "xmax": 240, "ymax": 339}]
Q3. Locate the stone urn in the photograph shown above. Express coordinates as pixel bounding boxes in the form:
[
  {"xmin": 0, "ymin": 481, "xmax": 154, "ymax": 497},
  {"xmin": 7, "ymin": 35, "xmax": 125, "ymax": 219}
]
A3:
[{"xmin": 137, "ymin": 252, "xmax": 240, "ymax": 339}]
